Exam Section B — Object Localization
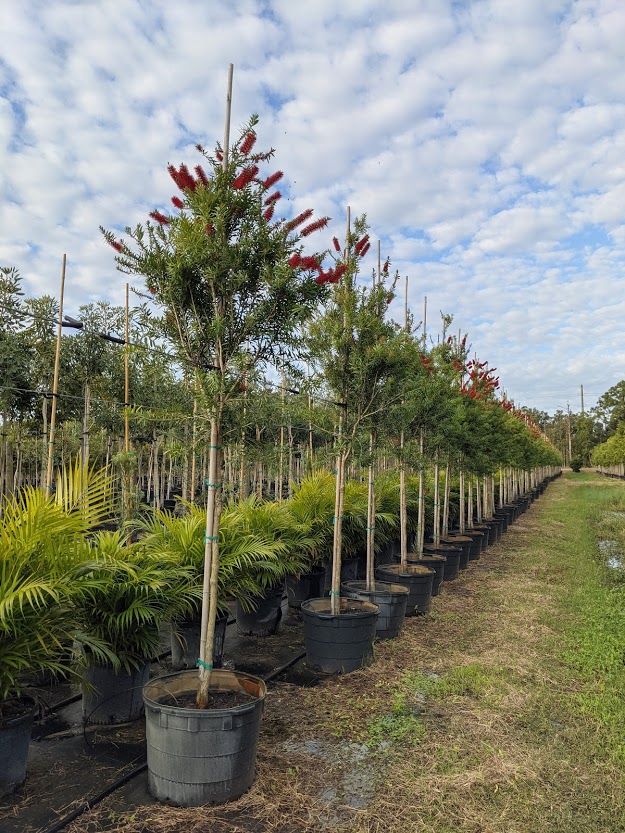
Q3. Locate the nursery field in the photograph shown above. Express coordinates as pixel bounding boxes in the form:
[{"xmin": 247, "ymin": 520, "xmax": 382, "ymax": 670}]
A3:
[{"xmin": 4, "ymin": 471, "xmax": 625, "ymax": 833}]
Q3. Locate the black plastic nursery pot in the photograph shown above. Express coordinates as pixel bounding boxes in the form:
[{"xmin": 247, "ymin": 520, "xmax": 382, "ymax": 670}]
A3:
[
  {"xmin": 143, "ymin": 669, "xmax": 266, "ymax": 807},
  {"xmin": 375, "ymin": 563, "xmax": 435, "ymax": 615},
  {"xmin": 448, "ymin": 528, "xmax": 484, "ymax": 558},
  {"xmin": 406, "ymin": 554, "xmax": 446, "ymax": 595},
  {"xmin": 341, "ymin": 580, "xmax": 409, "ymax": 640},
  {"xmin": 470, "ymin": 523, "xmax": 491, "ymax": 547},
  {"xmin": 0, "ymin": 697, "xmax": 36, "ymax": 797},
  {"xmin": 323, "ymin": 556, "xmax": 360, "ymax": 592},
  {"xmin": 171, "ymin": 611, "xmax": 228, "ymax": 670},
  {"xmin": 82, "ymin": 659, "xmax": 151, "ymax": 725},
  {"xmin": 301, "ymin": 597, "xmax": 379, "ymax": 673},
  {"xmin": 285, "ymin": 568, "xmax": 325, "ymax": 609},
  {"xmin": 494, "ymin": 510, "xmax": 510, "ymax": 532},
  {"xmin": 236, "ymin": 583, "xmax": 285, "ymax": 636},
  {"xmin": 433, "ymin": 538, "xmax": 471, "ymax": 569},
  {"xmin": 483, "ymin": 517, "xmax": 503, "ymax": 543}
]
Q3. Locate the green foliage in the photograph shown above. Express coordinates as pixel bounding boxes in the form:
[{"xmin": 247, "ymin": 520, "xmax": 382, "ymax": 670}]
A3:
[
  {"xmin": 570, "ymin": 457, "xmax": 583, "ymax": 472},
  {"xmin": 0, "ymin": 462, "xmax": 118, "ymax": 705}
]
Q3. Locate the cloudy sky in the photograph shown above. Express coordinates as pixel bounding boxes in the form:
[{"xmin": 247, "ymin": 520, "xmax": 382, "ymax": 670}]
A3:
[{"xmin": 2, "ymin": 0, "xmax": 624, "ymax": 413}]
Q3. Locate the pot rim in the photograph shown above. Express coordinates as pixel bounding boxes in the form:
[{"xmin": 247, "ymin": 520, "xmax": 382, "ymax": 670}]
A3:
[
  {"xmin": 143, "ymin": 668, "xmax": 266, "ymax": 716},
  {"xmin": 301, "ymin": 597, "xmax": 380, "ymax": 617},
  {"xmin": 340, "ymin": 580, "xmax": 410, "ymax": 596}
]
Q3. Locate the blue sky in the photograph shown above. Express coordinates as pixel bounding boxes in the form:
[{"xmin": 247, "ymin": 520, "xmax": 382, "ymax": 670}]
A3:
[{"xmin": 1, "ymin": 0, "xmax": 625, "ymax": 413}]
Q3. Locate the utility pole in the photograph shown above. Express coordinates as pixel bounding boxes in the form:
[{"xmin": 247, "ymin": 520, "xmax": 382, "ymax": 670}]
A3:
[
  {"xmin": 566, "ymin": 401, "xmax": 572, "ymax": 465},
  {"xmin": 580, "ymin": 384, "xmax": 585, "ymax": 415}
]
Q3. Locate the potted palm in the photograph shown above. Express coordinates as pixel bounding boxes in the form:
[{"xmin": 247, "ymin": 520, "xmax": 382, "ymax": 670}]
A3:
[
  {"xmin": 0, "ymin": 463, "xmax": 115, "ymax": 796},
  {"xmin": 74, "ymin": 529, "xmax": 200, "ymax": 724},
  {"xmin": 103, "ymin": 105, "xmax": 333, "ymax": 804}
]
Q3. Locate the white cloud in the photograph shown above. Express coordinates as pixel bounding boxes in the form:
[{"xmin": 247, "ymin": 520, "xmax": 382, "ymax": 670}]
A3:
[{"xmin": 2, "ymin": 0, "xmax": 625, "ymax": 412}]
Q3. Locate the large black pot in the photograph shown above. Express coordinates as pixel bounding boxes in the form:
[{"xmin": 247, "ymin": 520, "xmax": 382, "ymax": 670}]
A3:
[
  {"xmin": 171, "ymin": 612, "xmax": 228, "ymax": 670},
  {"xmin": 236, "ymin": 584, "xmax": 285, "ymax": 637},
  {"xmin": 341, "ymin": 580, "xmax": 409, "ymax": 640},
  {"xmin": 406, "ymin": 555, "xmax": 446, "ymax": 595},
  {"xmin": 0, "ymin": 697, "xmax": 36, "ymax": 797},
  {"xmin": 375, "ymin": 564, "xmax": 435, "ymax": 614},
  {"xmin": 143, "ymin": 669, "xmax": 266, "ymax": 806},
  {"xmin": 323, "ymin": 556, "xmax": 360, "ymax": 592},
  {"xmin": 428, "ymin": 539, "xmax": 470, "ymax": 570},
  {"xmin": 286, "ymin": 568, "xmax": 325, "ymax": 609},
  {"xmin": 301, "ymin": 597, "xmax": 379, "ymax": 673},
  {"xmin": 82, "ymin": 660, "xmax": 151, "ymax": 724},
  {"xmin": 470, "ymin": 523, "xmax": 491, "ymax": 547},
  {"xmin": 449, "ymin": 528, "xmax": 484, "ymax": 559}
]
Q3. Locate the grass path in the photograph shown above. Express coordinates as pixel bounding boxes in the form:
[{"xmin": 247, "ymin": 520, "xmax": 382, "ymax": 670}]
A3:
[{"xmin": 72, "ymin": 472, "xmax": 625, "ymax": 833}]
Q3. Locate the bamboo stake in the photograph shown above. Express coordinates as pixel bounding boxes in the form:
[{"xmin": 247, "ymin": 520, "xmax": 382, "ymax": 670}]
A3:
[
  {"xmin": 366, "ymin": 431, "xmax": 376, "ymax": 592},
  {"xmin": 433, "ymin": 454, "xmax": 440, "ymax": 547},
  {"xmin": 45, "ymin": 254, "xmax": 66, "ymax": 494},
  {"xmin": 221, "ymin": 64, "xmax": 233, "ymax": 170},
  {"xmin": 399, "ymin": 275, "xmax": 409, "ymax": 567},
  {"xmin": 124, "ymin": 283, "xmax": 130, "ymax": 453},
  {"xmin": 190, "ymin": 396, "xmax": 198, "ymax": 502}
]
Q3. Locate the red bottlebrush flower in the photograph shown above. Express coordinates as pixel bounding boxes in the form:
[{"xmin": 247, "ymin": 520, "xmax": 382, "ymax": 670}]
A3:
[
  {"xmin": 264, "ymin": 191, "xmax": 281, "ymax": 206},
  {"xmin": 285, "ymin": 209, "xmax": 314, "ymax": 233},
  {"xmin": 329, "ymin": 273, "xmax": 340, "ymax": 284},
  {"xmin": 354, "ymin": 234, "xmax": 370, "ymax": 255},
  {"xmin": 168, "ymin": 164, "xmax": 183, "ymax": 190},
  {"xmin": 232, "ymin": 165, "xmax": 259, "ymax": 190},
  {"xmin": 461, "ymin": 336, "xmax": 467, "ymax": 346},
  {"xmin": 262, "ymin": 171, "xmax": 283, "ymax": 189},
  {"xmin": 301, "ymin": 255, "xmax": 320, "ymax": 270},
  {"xmin": 263, "ymin": 205, "xmax": 275, "ymax": 222},
  {"xmin": 360, "ymin": 241, "xmax": 371, "ymax": 257},
  {"xmin": 335, "ymin": 263, "xmax": 348, "ymax": 278},
  {"xmin": 382, "ymin": 259, "xmax": 389, "ymax": 274},
  {"xmin": 205, "ymin": 223, "xmax": 214, "ymax": 236},
  {"xmin": 386, "ymin": 295, "xmax": 392, "ymax": 305},
  {"xmin": 196, "ymin": 143, "xmax": 204, "ymax": 152},
  {"xmin": 301, "ymin": 217, "xmax": 329, "ymax": 236},
  {"xmin": 315, "ymin": 273, "xmax": 329, "ymax": 285},
  {"xmin": 149, "ymin": 210, "xmax": 170, "ymax": 225},
  {"xmin": 109, "ymin": 240, "xmax": 123, "ymax": 253},
  {"xmin": 289, "ymin": 253, "xmax": 301, "ymax": 268},
  {"xmin": 177, "ymin": 163, "xmax": 196, "ymax": 191},
  {"xmin": 447, "ymin": 336, "xmax": 452, "ymax": 344},
  {"xmin": 195, "ymin": 165, "xmax": 209, "ymax": 187},
  {"xmin": 149, "ymin": 287, "xmax": 156, "ymax": 295},
  {"xmin": 216, "ymin": 150, "xmax": 223, "ymax": 161},
  {"xmin": 240, "ymin": 132, "xmax": 257, "ymax": 155},
  {"xmin": 171, "ymin": 196, "xmax": 184, "ymax": 209},
  {"xmin": 333, "ymin": 237, "xmax": 341, "ymax": 252}
]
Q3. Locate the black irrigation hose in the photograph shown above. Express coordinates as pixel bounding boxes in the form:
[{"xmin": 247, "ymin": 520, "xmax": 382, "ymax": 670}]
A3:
[{"xmin": 36, "ymin": 646, "xmax": 307, "ymax": 833}]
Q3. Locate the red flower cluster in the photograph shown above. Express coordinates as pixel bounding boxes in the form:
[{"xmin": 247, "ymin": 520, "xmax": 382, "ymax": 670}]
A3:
[
  {"xmin": 168, "ymin": 163, "xmax": 197, "ymax": 192},
  {"xmin": 216, "ymin": 150, "xmax": 223, "ymax": 162},
  {"xmin": 264, "ymin": 191, "xmax": 281, "ymax": 206},
  {"xmin": 354, "ymin": 234, "xmax": 370, "ymax": 257},
  {"xmin": 149, "ymin": 210, "xmax": 170, "ymax": 225},
  {"xmin": 195, "ymin": 165, "xmax": 209, "ymax": 187},
  {"xmin": 108, "ymin": 239, "xmax": 123, "ymax": 253},
  {"xmin": 263, "ymin": 206, "xmax": 275, "ymax": 221},
  {"xmin": 333, "ymin": 237, "xmax": 341, "ymax": 252},
  {"xmin": 421, "ymin": 355, "xmax": 434, "ymax": 374},
  {"xmin": 205, "ymin": 223, "xmax": 214, "ymax": 236},
  {"xmin": 284, "ymin": 209, "xmax": 313, "ymax": 233},
  {"xmin": 289, "ymin": 252, "xmax": 347, "ymax": 285},
  {"xmin": 232, "ymin": 165, "xmax": 259, "ymax": 190},
  {"xmin": 460, "ymin": 359, "xmax": 499, "ymax": 401},
  {"xmin": 301, "ymin": 217, "xmax": 329, "ymax": 237},
  {"xmin": 171, "ymin": 196, "xmax": 184, "ymax": 209},
  {"xmin": 240, "ymin": 132, "xmax": 257, "ymax": 155},
  {"xmin": 382, "ymin": 259, "xmax": 390, "ymax": 274},
  {"xmin": 262, "ymin": 171, "xmax": 283, "ymax": 189}
]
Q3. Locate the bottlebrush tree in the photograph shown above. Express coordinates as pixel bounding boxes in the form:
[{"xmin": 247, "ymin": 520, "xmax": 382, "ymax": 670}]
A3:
[
  {"xmin": 102, "ymin": 114, "xmax": 335, "ymax": 706},
  {"xmin": 307, "ymin": 217, "xmax": 410, "ymax": 611}
]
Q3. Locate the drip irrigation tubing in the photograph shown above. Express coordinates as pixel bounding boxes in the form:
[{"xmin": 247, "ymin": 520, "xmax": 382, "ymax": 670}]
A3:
[{"xmin": 35, "ymin": 647, "xmax": 308, "ymax": 833}]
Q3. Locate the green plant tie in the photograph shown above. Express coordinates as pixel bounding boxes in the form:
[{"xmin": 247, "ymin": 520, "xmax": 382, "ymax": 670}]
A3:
[
  {"xmin": 205, "ymin": 480, "xmax": 222, "ymax": 488},
  {"xmin": 196, "ymin": 659, "xmax": 213, "ymax": 670},
  {"xmin": 332, "ymin": 515, "xmax": 344, "ymax": 524},
  {"xmin": 204, "ymin": 535, "xmax": 219, "ymax": 542},
  {"xmin": 329, "ymin": 590, "xmax": 340, "ymax": 596},
  {"xmin": 367, "ymin": 526, "xmax": 376, "ymax": 530},
  {"xmin": 209, "ymin": 445, "xmax": 222, "ymax": 449}
]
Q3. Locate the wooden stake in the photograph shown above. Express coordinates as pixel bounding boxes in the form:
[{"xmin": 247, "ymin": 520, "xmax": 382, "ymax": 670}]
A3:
[
  {"xmin": 222, "ymin": 64, "xmax": 234, "ymax": 171},
  {"xmin": 124, "ymin": 283, "xmax": 130, "ymax": 453},
  {"xmin": 45, "ymin": 254, "xmax": 66, "ymax": 494}
]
